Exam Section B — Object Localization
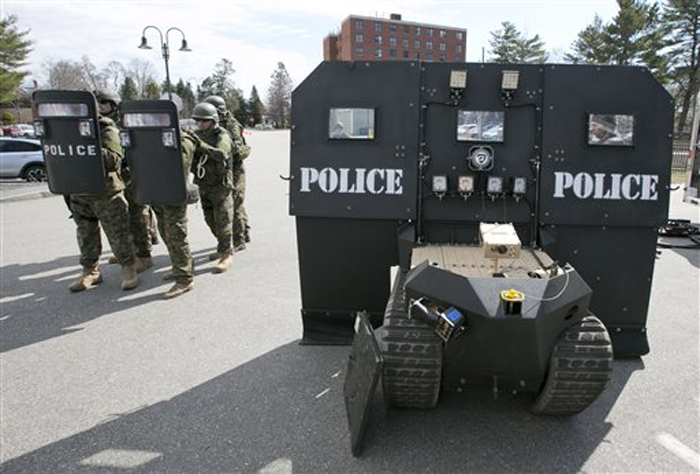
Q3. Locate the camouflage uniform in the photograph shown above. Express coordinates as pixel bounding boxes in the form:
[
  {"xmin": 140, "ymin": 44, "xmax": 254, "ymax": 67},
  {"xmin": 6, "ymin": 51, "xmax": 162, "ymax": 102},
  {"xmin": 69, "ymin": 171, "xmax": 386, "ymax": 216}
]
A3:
[
  {"xmin": 193, "ymin": 125, "xmax": 234, "ymax": 256},
  {"xmin": 70, "ymin": 116, "xmax": 135, "ymax": 269},
  {"xmin": 152, "ymin": 130, "xmax": 197, "ymax": 285},
  {"xmin": 106, "ymin": 109, "xmax": 154, "ymax": 261},
  {"xmin": 220, "ymin": 112, "xmax": 251, "ymax": 248}
]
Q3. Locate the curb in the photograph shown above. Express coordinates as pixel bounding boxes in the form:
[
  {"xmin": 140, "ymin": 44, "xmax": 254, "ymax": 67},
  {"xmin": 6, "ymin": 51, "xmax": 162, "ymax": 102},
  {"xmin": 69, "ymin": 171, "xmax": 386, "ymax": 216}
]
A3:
[{"xmin": 0, "ymin": 190, "xmax": 56, "ymax": 203}]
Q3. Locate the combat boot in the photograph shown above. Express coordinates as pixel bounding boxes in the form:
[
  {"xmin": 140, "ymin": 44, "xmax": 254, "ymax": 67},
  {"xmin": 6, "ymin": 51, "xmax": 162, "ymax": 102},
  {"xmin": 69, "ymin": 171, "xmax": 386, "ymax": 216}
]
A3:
[
  {"xmin": 121, "ymin": 263, "xmax": 139, "ymax": 290},
  {"xmin": 208, "ymin": 251, "xmax": 221, "ymax": 261},
  {"xmin": 68, "ymin": 267, "xmax": 102, "ymax": 292},
  {"xmin": 163, "ymin": 281, "xmax": 194, "ymax": 299},
  {"xmin": 162, "ymin": 270, "xmax": 176, "ymax": 281},
  {"xmin": 215, "ymin": 253, "xmax": 233, "ymax": 273},
  {"xmin": 135, "ymin": 256, "xmax": 153, "ymax": 273}
]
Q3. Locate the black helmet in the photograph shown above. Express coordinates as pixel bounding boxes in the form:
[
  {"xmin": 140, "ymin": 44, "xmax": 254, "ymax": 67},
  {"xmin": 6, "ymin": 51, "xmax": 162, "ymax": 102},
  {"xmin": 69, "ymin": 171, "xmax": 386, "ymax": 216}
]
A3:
[{"xmin": 204, "ymin": 95, "xmax": 227, "ymax": 113}]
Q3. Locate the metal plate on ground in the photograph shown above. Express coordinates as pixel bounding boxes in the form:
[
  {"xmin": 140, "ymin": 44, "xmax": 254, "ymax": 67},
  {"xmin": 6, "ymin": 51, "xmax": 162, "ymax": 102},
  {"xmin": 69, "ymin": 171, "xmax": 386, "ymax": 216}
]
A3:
[{"xmin": 343, "ymin": 312, "xmax": 383, "ymax": 457}]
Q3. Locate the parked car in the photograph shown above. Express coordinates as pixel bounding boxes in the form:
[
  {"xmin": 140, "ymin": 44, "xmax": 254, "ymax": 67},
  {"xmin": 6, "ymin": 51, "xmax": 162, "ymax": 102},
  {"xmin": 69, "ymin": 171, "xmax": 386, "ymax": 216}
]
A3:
[
  {"xmin": 0, "ymin": 137, "xmax": 46, "ymax": 182},
  {"xmin": 2, "ymin": 124, "xmax": 23, "ymax": 137},
  {"xmin": 17, "ymin": 124, "xmax": 36, "ymax": 138}
]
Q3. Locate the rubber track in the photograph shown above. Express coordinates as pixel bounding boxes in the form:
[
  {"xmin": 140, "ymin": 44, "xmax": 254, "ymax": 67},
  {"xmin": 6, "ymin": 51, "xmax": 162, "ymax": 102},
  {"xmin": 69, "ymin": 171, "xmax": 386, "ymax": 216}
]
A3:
[
  {"xmin": 532, "ymin": 315, "xmax": 613, "ymax": 415},
  {"xmin": 379, "ymin": 272, "xmax": 443, "ymax": 408}
]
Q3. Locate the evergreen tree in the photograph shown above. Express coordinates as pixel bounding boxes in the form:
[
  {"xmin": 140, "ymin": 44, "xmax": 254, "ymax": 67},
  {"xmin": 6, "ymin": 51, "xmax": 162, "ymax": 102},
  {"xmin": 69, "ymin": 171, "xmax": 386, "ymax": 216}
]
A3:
[
  {"xmin": 143, "ymin": 79, "xmax": 160, "ymax": 99},
  {"xmin": 489, "ymin": 22, "xmax": 520, "ymax": 63},
  {"xmin": 119, "ymin": 76, "xmax": 138, "ymax": 101},
  {"xmin": 605, "ymin": 0, "xmax": 652, "ymax": 65},
  {"xmin": 174, "ymin": 78, "xmax": 195, "ymax": 116},
  {"xmin": 489, "ymin": 22, "xmax": 548, "ymax": 63},
  {"xmin": 565, "ymin": 14, "xmax": 611, "ymax": 64},
  {"xmin": 515, "ymin": 34, "xmax": 548, "ymax": 63},
  {"xmin": 565, "ymin": 2, "xmax": 669, "ymax": 84},
  {"xmin": 198, "ymin": 58, "xmax": 243, "ymax": 114},
  {"xmin": 0, "ymin": 15, "xmax": 32, "ymax": 104},
  {"xmin": 663, "ymin": 0, "xmax": 700, "ymax": 131},
  {"xmin": 248, "ymin": 85, "xmax": 264, "ymax": 126},
  {"xmin": 266, "ymin": 62, "xmax": 293, "ymax": 128}
]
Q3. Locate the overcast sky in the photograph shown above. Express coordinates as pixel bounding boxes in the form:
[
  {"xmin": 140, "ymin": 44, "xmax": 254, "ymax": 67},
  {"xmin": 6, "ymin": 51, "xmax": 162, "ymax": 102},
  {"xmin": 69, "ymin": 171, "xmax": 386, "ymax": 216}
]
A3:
[{"xmin": 2, "ymin": 0, "xmax": 620, "ymax": 99}]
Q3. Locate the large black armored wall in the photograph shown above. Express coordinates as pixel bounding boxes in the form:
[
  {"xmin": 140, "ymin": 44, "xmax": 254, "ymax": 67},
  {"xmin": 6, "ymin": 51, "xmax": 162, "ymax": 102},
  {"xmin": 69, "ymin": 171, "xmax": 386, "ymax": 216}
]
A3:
[{"xmin": 290, "ymin": 61, "xmax": 673, "ymax": 355}]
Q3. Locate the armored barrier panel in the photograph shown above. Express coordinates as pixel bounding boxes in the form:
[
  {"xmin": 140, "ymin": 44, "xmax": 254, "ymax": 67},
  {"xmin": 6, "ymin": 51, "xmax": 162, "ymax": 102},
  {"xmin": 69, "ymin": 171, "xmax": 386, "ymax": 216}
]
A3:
[
  {"xmin": 290, "ymin": 62, "xmax": 673, "ymax": 355},
  {"xmin": 290, "ymin": 62, "xmax": 421, "ymax": 343},
  {"xmin": 120, "ymin": 100, "xmax": 187, "ymax": 205},
  {"xmin": 539, "ymin": 65, "xmax": 673, "ymax": 356},
  {"xmin": 32, "ymin": 90, "xmax": 106, "ymax": 195}
]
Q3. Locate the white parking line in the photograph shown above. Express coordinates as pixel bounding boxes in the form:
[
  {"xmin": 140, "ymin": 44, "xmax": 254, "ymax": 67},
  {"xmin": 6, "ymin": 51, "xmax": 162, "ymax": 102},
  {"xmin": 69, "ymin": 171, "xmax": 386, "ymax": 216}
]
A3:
[
  {"xmin": 656, "ymin": 432, "xmax": 700, "ymax": 470},
  {"xmin": 315, "ymin": 388, "xmax": 330, "ymax": 399},
  {"xmin": 0, "ymin": 292, "xmax": 34, "ymax": 304},
  {"xmin": 331, "ymin": 371, "xmax": 341, "ymax": 378}
]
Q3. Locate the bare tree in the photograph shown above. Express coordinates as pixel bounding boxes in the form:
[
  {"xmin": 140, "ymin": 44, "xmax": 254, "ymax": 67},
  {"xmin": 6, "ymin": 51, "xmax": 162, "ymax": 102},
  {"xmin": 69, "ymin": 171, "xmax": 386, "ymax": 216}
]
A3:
[
  {"xmin": 80, "ymin": 55, "xmax": 106, "ymax": 90},
  {"xmin": 45, "ymin": 58, "xmax": 90, "ymax": 90},
  {"xmin": 127, "ymin": 58, "xmax": 159, "ymax": 98},
  {"xmin": 102, "ymin": 60, "xmax": 125, "ymax": 93}
]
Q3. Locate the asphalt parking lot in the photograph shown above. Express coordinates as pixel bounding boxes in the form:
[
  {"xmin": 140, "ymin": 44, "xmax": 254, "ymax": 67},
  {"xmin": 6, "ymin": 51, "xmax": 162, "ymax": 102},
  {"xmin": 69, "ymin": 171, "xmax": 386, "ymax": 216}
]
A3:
[{"xmin": 1, "ymin": 130, "xmax": 698, "ymax": 473}]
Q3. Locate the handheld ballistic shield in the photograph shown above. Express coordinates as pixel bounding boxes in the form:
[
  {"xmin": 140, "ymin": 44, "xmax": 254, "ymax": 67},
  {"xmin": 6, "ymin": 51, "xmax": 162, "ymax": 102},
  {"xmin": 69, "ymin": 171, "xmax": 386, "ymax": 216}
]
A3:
[{"xmin": 32, "ymin": 90, "xmax": 106, "ymax": 195}]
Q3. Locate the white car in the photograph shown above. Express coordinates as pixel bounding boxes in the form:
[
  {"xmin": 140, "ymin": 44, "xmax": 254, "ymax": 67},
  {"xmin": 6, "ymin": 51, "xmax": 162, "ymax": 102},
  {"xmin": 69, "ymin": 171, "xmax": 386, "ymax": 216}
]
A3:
[
  {"xmin": 17, "ymin": 124, "xmax": 36, "ymax": 138},
  {"xmin": 0, "ymin": 137, "xmax": 46, "ymax": 181}
]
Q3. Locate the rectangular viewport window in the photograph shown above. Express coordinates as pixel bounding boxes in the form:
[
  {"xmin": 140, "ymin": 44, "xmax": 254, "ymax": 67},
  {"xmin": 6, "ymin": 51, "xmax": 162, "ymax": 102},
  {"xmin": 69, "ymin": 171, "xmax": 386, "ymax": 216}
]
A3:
[
  {"xmin": 123, "ymin": 113, "xmax": 172, "ymax": 128},
  {"xmin": 329, "ymin": 108, "xmax": 375, "ymax": 140},
  {"xmin": 457, "ymin": 110, "xmax": 504, "ymax": 142},
  {"xmin": 588, "ymin": 114, "xmax": 634, "ymax": 146},
  {"xmin": 37, "ymin": 103, "xmax": 88, "ymax": 117}
]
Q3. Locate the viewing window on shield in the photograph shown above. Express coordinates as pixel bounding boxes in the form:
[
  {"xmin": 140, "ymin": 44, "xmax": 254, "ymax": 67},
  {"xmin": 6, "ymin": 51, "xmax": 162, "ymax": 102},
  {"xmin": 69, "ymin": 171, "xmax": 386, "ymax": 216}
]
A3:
[
  {"xmin": 329, "ymin": 108, "xmax": 375, "ymax": 140},
  {"xmin": 588, "ymin": 114, "xmax": 634, "ymax": 146},
  {"xmin": 457, "ymin": 110, "xmax": 505, "ymax": 143}
]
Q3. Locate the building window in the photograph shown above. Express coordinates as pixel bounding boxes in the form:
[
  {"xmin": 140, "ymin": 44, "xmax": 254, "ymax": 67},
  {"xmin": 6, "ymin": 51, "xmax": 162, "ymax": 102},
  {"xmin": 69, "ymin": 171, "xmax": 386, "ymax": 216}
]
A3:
[
  {"xmin": 389, "ymin": 23, "xmax": 397, "ymax": 32},
  {"xmin": 456, "ymin": 56, "xmax": 461, "ymax": 62},
  {"xmin": 439, "ymin": 42, "xmax": 446, "ymax": 51},
  {"xmin": 427, "ymin": 28, "xmax": 433, "ymax": 37},
  {"xmin": 415, "ymin": 52, "xmax": 421, "ymax": 60},
  {"xmin": 355, "ymin": 46, "xmax": 364, "ymax": 56},
  {"xmin": 426, "ymin": 54, "xmax": 434, "ymax": 61},
  {"xmin": 355, "ymin": 20, "xmax": 363, "ymax": 29},
  {"xmin": 457, "ymin": 32, "xmax": 463, "ymax": 40},
  {"xmin": 389, "ymin": 37, "xmax": 397, "ymax": 46},
  {"xmin": 427, "ymin": 41, "xmax": 433, "ymax": 50},
  {"xmin": 375, "ymin": 49, "xmax": 383, "ymax": 58},
  {"xmin": 439, "ymin": 30, "xmax": 447, "ymax": 38},
  {"xmin": 415, "ymin": 26, "xmax": 421, "ymax": 36},
  {"xmin": 403, "ymin": 50, "xmax": 409, "ymax": 58},
  {"xmin": 439, "ymin": 54, "xmax": 446, "ymax": 62},
  {"xmin": 456, "ymin": 44, "xmax": 462, "ymax": 52},
  {"xmin": 402, "ymin": 39, "xmax": 408, "ymax": 48},
  {"xmin": 375, "ymin": 22, "xmax": 382, "ymax": 33},
  {"xmin": 390, "ymin": 49, "xmax": 396, "ymax": 58},
  {"xmin": 374, "ymin": 35, "xmax": 382, "ymax": 44},
  {"xmin": 403, "ymin": 24, "xmax": 409, "ymax": 34},
  {"xmin": 414, "ymin": 39, "xmax": 420, "ymax": 48},
  {"xmin": 355, "ymin": 34, "xmax": 363, "ymax": 43}
]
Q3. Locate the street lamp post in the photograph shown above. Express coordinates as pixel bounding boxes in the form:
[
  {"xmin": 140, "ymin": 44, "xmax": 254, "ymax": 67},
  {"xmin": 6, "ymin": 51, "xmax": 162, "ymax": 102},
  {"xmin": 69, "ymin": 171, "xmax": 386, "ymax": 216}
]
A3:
[{"xmin": 138, "ymin": 26, "xmax": 191, "ymax": 100}]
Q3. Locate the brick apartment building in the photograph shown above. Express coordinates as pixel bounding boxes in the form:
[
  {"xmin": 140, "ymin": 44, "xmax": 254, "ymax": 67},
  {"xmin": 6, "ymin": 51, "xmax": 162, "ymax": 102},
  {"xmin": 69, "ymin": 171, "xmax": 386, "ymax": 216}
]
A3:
[{"xmin": 323, "ymin": 13, "xmax": 467, "ymax": 63}]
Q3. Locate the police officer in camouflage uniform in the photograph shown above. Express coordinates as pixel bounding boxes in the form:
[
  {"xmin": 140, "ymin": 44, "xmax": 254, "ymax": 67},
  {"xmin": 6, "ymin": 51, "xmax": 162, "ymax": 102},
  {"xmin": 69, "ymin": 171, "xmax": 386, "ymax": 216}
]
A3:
[
  {"xmin": 204, "ymin": 95, "xmax": 251, "ymax": 251},
  {"xmin": 191, "ymin": 102, "xmax": 235, "ymax": 273},
  {"xmin": 154, "ymin": 129, "xmax": 200, "ymax": 299},
  {"xmin": 94, "ymin": 89, "xmax": 154, "ymax": 273},
  {"xmin": 68, "ymin": 99, "xmax": 138, "ymax": 292}
]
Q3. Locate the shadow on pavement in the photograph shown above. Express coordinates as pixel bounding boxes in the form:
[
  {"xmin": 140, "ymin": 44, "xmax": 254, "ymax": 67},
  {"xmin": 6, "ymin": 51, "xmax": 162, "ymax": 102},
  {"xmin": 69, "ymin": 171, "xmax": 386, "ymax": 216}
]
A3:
[
  {"xmin": 0, "ymin": 342, "xmax": 644, "ymax": 473},
  {"xmin": 0, "ymin": 247, "xmax": 217, "ymax": 353}
]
